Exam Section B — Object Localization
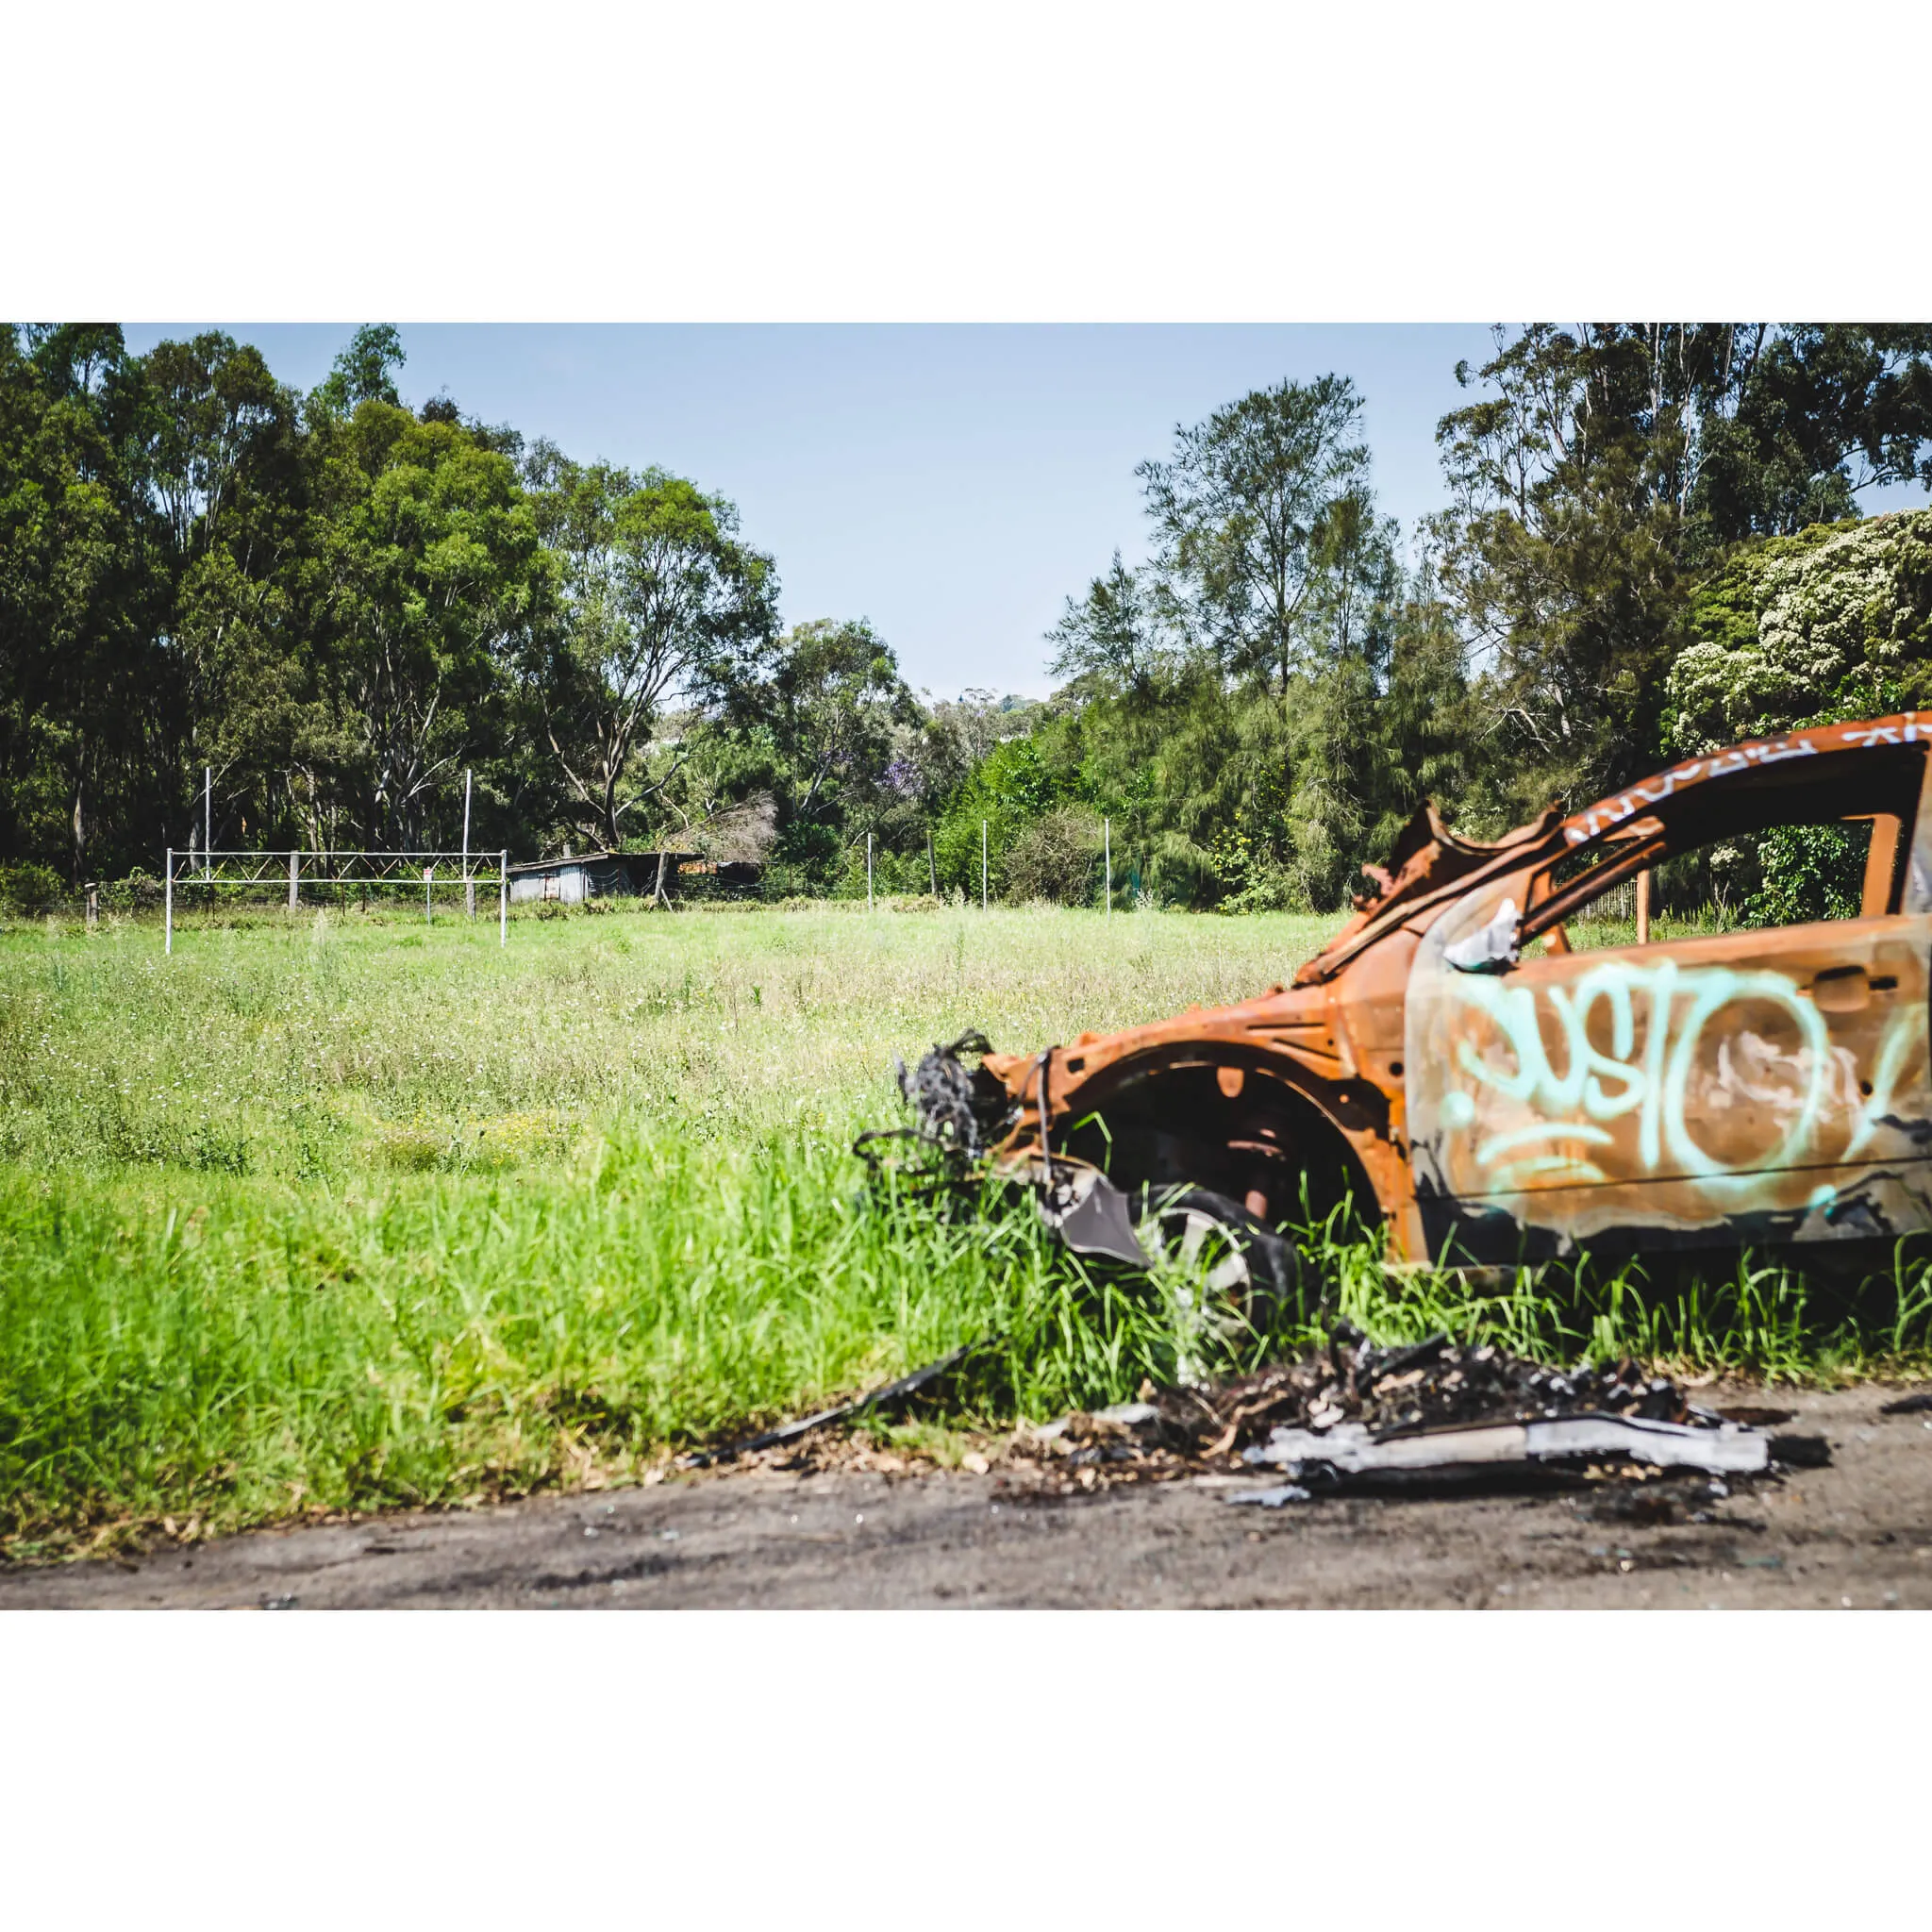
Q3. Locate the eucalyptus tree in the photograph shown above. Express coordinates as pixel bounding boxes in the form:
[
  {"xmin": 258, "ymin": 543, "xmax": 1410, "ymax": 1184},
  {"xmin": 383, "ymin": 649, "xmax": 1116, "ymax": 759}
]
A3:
[
  {"xmin": 726, "ymin": 617, "xmax": 916, "ymax": 873},
  {"xmin": 1434, "ymin": 324, "xmax": 1932, "ymax": 815},
  {"xmin": 306, "ymin": 401, "xmax": 550, "ymax": 850},
  {"xmin": 0, "ymin": 325, "xmax": 174, "ymax": 878},
  {"xmin": 1137, "ymin": 375, "xmax": 1377, "ymax": 698},
  {"xmin": 140, "ymin": 332, "xmax": 316, "ymax": 849},
  {"xmin": 1045, "ymin": 551, "xmax": 1166, "ymax": 701},
  {"xmin": 526, "ymin": 452, "xmax": 778, "ymax": 853}
]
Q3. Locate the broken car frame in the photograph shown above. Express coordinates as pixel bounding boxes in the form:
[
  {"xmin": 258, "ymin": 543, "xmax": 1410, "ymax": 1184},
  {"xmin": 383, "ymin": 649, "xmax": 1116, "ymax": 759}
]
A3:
[{"xmin": 873, "ymin": 713, "xmax": 1932, "ymax": 1281}]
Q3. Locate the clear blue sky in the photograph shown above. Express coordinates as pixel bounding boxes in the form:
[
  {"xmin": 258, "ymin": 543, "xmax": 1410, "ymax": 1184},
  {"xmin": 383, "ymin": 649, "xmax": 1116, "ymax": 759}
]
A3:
[
  {"xmin": 117, "ymin": 324, "xmax": 1926, "ymax": 699},
  {"xmin": 122, "ymin": 324, "xmax": 1498, "ymax": 696}
]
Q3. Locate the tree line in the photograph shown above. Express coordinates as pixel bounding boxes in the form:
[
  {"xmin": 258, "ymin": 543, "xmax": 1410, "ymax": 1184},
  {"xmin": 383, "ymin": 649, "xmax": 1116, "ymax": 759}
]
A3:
[
  {"xmin": 5, "ymin": 323, "xmax": 1932, "ymax": 911},
  {"xmin": 971, "ymin": 327, "xmax": 1932, "ymax": 915}
]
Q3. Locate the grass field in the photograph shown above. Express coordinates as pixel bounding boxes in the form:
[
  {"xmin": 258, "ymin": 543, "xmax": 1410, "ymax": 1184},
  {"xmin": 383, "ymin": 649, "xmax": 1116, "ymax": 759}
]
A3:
[{"xmin": 3, "ymin": 897, "xmax": 1928, "ymax": 1560}]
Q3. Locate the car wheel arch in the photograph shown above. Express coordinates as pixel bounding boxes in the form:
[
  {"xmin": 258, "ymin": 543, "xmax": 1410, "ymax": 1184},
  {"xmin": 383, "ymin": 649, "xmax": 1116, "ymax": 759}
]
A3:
[{"xmin": 1048, "ymin": 1047, "xmax": 1383, "ymax": 1233}]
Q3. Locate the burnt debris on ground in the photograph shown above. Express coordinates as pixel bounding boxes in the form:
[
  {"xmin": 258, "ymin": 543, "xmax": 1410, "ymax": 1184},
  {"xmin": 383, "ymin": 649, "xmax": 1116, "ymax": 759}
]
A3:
[
  {"xmin": 680, "ymin": 1324, "xmax": 1832, "ymax": 1503},
  {"xmin": 681, "ymin": 1340, "xmax": 995, "ymax": 1468}
]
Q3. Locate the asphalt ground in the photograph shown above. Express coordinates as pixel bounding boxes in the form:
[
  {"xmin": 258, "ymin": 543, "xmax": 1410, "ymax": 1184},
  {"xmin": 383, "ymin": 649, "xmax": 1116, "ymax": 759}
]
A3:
[{"xmin": 5, "ymin": 1383, "xmax": 1931, "ymax": 1609}]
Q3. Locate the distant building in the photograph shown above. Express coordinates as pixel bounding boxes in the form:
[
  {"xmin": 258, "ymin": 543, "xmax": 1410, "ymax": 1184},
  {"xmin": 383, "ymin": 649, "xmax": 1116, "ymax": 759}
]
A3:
[{"xmin": 505, "ymin": 850, "xmax": 759, "ymax": 904}]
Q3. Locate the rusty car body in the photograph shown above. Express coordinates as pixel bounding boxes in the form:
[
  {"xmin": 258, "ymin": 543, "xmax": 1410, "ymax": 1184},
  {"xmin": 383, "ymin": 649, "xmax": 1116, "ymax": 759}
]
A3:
[{"xmin": 959, "ymin": 713, "xmax": 1932, "ymax": 1272}]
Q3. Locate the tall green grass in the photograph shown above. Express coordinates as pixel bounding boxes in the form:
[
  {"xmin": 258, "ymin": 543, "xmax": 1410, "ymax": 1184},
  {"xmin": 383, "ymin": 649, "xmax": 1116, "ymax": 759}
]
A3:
[{"xmin": 2, "ymin": 900, "xmax": 1928, "ymax": 1558}]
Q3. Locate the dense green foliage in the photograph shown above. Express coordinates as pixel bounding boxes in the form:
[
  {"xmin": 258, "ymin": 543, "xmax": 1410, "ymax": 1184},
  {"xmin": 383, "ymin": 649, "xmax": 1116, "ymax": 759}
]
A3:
[
  {"xmin": 1669, "ymin": 510, "xmax": 1932, "ymax": 751},
  {"xmin": 1434, "ymin": 325, "xmax": 1932, "ymax": 824},
  {"xmin": 6, "ymin": 323, "xmax": 1932, "ymax": 915},
  {"xmin": 0, "ymin": 325, "xmax": 799, "ymax": 882}
]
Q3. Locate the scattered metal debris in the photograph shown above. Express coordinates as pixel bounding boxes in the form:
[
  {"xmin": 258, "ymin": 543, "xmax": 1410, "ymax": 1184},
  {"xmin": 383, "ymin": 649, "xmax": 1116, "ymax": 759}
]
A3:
[
  {"xmin": 1193, "ymin": 1329, "xmax": 1825, "ymax": 1499},
  {"xmin": 1036, "ymin": 1328, "xmax": 1829, "ymax": 1500},
  {"xmin": 1234, "ymin": 1414, "xmax": 1769, "ymax": 1507},
  {"xmin": 686, "ymin": 1324, "xmax": 1829, "ymax": 1508},
  {"xmin": 1879, "ymin": 1388, "xmax": 1932, "ymax": 1415}
]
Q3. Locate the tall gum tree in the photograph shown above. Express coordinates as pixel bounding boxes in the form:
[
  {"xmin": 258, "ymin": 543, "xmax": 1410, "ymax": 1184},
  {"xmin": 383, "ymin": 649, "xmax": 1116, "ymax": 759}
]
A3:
[
  {"xmin": 0, "ymin": 325, "xmax": 172, "ymax": 879},
  {"xmin": 525, "ymin": 452, "xmax": 778, "ymax": 854},
  {"xmin": 1138, "ymin": 375, "xmax": 1374, "ymax": 697},
  {"xmin": 145, "ymin": 333, "xmax": 315, "ymax": 852},
  {"xmin": 308, "ymin": 401, "xmax": 549, "ymax": 850},
  {"xmin": 1435, "ymin": 324, "xmax": 1932, "ymax": 817},
  {"xmin": 724, "ymin": 617, "xmax": 916, "ymax": 876}
]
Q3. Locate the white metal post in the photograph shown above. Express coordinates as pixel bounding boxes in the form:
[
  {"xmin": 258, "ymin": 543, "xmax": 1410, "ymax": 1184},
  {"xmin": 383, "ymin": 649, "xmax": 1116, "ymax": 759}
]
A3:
[
  {"xmin": 499, "ymin": 851, "xmax": 508, "ymax": 946},
  {"xmin": 867, "ymin": 832, "xmax": 874, "ymax": 911},
  {"xmin": 1105, "ymin": 817, "xmax": 1111, "ymax": 916},
  {"xmin": 203, "ymin": 767, "xmax": 211, "ymax": 879},
  {"xmin": 463, "ymin": 768, "xmax": 475, "ymax": 918},
  {"xmin": 164, "ymin": 847, "xmax": 173, "ymax": 955},
  {"xmin": 981, "ymin": 820, "xmax": 988, "ymax": 910},
  {"xmin": 289, "ymin": 850, "xmax": 298, "ymax": 911}
]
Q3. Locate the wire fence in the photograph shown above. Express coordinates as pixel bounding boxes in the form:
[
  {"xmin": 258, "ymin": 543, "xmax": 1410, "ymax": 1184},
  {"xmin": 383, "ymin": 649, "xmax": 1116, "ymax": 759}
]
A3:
[{"xmin": 0, "ymin": 830, "xmax": 1729, "ymax": 938}]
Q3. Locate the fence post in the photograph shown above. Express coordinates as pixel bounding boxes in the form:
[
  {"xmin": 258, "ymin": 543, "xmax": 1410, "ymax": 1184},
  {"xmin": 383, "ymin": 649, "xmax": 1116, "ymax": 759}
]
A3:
[
  {"xmin": 1105, "ymin": 817, "xmax": 1110, "ymax": 916},
  {"xmin": 164, "ymin": 848, "xmax": 173, "ymax": 955},
  {"xmin": 981, "ymin": 820, "xmax": 988, "ymax": 910},
  {"xmin": 867, "ymin": 832, "xmax": 874, "ymax": 911},
  {"xmin": 927, "ymin": 827, "xmax": 937, "ymax": 898},
  {"xmin": 203, "ymin": 767, "xmax": 211, "ymax": 880},
  {"xmin": 86, "ymin": 882, "xmax": 98, "ymax": 931},
  {"xmin": 1636, "ymin": 867, "xmax": 1652, "ymax": 945},
  {"xmin": 289, "ymin": 849, "xmax": 299, "ymax": 911},
  {"xmin": 499, "ymin": 851, "xmax": 508, "ymax": 947},
  {"xmin": 463, "ymin": 768, "xmax": 475, "ymax": 918}
]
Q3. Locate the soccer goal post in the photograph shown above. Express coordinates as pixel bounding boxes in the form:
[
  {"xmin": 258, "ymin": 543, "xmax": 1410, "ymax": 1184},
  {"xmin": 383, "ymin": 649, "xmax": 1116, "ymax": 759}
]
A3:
[{"xmin": 162, "ymin": 850, "xmax": 510, "ymax": 951}]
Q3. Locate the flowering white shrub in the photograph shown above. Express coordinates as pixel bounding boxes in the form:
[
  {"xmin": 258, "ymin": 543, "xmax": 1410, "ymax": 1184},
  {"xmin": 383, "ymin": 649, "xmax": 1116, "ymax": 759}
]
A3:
[{"xmin": 1666, "ymin": 510, "xmax": 1932, "ymax": 753}]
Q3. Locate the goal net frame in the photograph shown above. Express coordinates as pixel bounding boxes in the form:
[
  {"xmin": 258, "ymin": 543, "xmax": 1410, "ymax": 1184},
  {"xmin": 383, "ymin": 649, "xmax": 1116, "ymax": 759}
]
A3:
[{"xmin": 162, "ymin": 848, "xmax": 510, "ymax": 952}]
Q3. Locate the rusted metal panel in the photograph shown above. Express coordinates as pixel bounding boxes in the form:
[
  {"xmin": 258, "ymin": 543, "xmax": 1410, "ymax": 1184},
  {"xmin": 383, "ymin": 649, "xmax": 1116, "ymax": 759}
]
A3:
[{"xmin": 1407, "ymin": 908, "xmax": 1932, "ymax": 1258}]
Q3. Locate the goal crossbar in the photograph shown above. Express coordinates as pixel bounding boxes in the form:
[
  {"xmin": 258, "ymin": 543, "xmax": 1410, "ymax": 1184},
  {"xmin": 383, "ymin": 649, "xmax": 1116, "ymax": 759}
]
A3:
[
  {"xmin": 163, "ymin": 847, "xmax": 510, "ymax": 952},
  {"xmin": 172, "ymin": 850, "xmax": 506, "ymax": 883}
]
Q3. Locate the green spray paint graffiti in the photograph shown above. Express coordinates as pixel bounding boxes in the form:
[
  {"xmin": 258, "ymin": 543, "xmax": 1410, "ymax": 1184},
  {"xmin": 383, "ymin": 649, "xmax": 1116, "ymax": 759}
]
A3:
[{"xmin": 1441, "ymin": 958, "xmax": 1845, "ymax": 1194}]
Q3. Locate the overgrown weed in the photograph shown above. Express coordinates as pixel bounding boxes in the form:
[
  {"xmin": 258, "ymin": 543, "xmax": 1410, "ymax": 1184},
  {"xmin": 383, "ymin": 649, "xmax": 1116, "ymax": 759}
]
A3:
[{"xmin": 2, "ymin": 907, "xmax": 1928, "ymax": 1560}]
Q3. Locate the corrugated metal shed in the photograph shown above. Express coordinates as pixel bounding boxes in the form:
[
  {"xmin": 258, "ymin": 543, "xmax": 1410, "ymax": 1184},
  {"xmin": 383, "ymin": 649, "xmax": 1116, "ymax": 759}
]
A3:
[
  {"xmin": 506, "ymin": 851, "xmax": 694, "ymax": 905},
  {"xmin": 504, "ymin": 851, "xmax": 760, "ymax": 904}
]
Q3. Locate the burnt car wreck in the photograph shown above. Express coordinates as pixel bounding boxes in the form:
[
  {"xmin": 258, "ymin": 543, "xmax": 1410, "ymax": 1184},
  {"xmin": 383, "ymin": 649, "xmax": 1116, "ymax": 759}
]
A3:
[{"xmin": 866, "ymin": 712, "xmax": 1932, "ymax": 1282}]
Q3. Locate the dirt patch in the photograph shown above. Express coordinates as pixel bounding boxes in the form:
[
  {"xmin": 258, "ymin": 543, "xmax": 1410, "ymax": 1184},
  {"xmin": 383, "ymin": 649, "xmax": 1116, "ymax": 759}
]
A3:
[{"xmin": 4, "ymin": 1381, "xmax": 1930, "ymax": 1609}]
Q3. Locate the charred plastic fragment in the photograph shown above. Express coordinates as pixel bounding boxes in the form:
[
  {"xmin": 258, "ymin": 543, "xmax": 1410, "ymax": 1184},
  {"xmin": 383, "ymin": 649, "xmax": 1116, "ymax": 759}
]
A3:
[
  {"xmin": 1879, "ymin": 1389, "xmax": 1932, "ymax": 1416},
  {"xmin": 682, "ymin": 1339, "xmax": 994, "ymax": 1468}
]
